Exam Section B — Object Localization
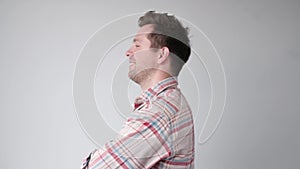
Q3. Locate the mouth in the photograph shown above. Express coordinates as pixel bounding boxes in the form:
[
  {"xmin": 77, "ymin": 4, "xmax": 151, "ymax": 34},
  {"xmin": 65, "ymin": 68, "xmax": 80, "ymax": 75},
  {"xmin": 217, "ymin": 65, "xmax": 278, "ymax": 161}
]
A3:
[
  {"xmin": 129, "ymin": 60, "xmax": 136, "ymax": 64},
  {"xmin": 129, "ymin": 62, "xmax": 135, "ymax": 70}
]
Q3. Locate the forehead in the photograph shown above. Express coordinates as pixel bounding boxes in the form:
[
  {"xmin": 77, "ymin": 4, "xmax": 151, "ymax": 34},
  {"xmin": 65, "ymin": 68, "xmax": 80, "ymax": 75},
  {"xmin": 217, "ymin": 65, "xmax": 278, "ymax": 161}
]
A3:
[
  {"xmin": 137, "ymin": 24, "xmax": 154, "ymax": 34},
  {"xmin": 134, "ymin": 24, "xmax": 154, "ymax": 41}
]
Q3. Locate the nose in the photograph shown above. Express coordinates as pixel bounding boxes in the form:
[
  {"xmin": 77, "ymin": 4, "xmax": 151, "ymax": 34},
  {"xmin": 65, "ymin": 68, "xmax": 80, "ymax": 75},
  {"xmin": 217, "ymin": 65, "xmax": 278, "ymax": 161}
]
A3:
[{"xmin": 125, "ymin": 48, "xmax": 134, "ymax": 57}]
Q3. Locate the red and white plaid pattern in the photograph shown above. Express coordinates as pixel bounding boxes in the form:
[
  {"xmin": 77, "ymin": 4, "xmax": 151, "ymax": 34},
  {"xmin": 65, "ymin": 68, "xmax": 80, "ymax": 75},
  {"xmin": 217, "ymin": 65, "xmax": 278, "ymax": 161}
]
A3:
[{"xmin": 81, "ymin": 77, "xmax": 194, "ymax": 169}]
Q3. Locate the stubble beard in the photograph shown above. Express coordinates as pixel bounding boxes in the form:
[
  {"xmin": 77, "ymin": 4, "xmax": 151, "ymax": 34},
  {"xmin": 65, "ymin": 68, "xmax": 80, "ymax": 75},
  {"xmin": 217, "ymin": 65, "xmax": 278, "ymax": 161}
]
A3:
[{"xmin": 128, "ymin": 68, "xmax": 155, "ymax": 85}]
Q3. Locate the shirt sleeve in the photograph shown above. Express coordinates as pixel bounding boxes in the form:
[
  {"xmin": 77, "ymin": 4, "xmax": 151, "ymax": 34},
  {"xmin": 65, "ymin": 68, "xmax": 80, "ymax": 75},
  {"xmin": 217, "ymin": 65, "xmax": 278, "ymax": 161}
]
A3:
[{"xmin": 81, "ymin": 110, "xmax": 172, "ymax": 169}]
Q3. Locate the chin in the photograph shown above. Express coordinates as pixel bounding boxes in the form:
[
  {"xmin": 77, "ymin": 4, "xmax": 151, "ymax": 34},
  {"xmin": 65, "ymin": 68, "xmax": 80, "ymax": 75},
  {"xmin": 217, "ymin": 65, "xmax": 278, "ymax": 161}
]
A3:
[
  {"xmin": 128, "ymin": 71, "xmax": 138, "ymax": 83},
  {"xmin": 131, "ymin": 69, "xmax": 155, "ymax": 86}
]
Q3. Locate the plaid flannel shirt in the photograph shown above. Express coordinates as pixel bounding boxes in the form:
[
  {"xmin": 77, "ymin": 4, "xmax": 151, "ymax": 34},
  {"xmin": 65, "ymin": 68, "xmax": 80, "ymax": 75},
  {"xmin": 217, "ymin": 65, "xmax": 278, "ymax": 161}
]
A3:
[{"xmin": 81, "ymin": 77, "xmax": 194, "ymax": 169}]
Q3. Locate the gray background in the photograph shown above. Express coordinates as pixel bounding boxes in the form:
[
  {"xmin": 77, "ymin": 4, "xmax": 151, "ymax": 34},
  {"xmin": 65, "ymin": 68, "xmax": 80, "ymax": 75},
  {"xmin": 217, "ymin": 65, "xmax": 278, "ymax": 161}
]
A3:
[{"xmin": 1, "ymin": 0, "xmax": 299, "ymax": 169}]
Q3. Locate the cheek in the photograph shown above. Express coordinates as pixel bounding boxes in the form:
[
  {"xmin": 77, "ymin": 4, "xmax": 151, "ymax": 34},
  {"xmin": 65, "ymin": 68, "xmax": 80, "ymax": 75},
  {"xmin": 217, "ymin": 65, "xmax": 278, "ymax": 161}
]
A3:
[{"xmin": 135, "ymin": 50, "xmax": 158, "ymax": 67}]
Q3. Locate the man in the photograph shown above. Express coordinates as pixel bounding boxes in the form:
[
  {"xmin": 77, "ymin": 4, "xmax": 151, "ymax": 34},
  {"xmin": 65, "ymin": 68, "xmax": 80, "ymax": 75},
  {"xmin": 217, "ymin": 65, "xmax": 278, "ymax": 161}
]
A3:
[{"xmin": 81, "ymin": 11, "xmax": 194, "ymax": 169}]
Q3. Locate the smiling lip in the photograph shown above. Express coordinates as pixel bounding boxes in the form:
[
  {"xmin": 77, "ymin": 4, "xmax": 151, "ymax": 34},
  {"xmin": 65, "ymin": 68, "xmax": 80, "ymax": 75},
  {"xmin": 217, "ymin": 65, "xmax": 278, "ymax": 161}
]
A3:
[{"xmin": 129, "ymin": 62, "xmax": 135, "ymax": 70}]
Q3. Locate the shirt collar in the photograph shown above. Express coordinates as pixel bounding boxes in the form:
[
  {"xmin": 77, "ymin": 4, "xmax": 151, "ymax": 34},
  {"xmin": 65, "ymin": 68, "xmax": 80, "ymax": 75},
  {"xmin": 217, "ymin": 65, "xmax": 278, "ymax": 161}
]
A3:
[{"xmin": 134, "ymin": 77, "xmax": 178, "ymax": 110}]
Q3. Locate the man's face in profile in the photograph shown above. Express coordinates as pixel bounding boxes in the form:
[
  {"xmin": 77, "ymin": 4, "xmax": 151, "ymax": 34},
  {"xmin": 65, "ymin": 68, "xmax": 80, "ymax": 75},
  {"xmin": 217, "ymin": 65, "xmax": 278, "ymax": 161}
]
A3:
[{"xmin": 125, "ymin": 24, "xmax": 160, "ymax": 84}]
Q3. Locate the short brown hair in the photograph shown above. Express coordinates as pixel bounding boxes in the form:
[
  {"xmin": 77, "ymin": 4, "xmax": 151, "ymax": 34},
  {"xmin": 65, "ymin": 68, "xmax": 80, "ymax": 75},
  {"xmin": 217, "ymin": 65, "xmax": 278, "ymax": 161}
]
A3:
[{"xmin": 138, "ymin": 11, "xmax": 191, "ymax": 74}]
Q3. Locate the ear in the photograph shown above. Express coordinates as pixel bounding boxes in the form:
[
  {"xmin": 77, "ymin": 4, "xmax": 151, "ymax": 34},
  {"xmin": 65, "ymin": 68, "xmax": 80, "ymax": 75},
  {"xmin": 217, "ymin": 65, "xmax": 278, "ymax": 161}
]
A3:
[{"xmin": 157, "ymin": 47, "xmax": 170, "ymax": 64}]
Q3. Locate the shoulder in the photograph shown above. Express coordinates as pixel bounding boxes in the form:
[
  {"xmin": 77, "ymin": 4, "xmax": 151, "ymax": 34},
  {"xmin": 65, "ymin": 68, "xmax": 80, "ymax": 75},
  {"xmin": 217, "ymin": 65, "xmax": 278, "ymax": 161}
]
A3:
[{"xmin": 154, "ymin": 87, "xmax": 188, "ymax": 116}]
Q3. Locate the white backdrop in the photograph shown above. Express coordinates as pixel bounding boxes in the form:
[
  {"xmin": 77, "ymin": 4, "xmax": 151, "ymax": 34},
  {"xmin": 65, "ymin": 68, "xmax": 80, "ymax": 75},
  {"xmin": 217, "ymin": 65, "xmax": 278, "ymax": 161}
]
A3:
[{"xmin": 1, "ymin": 0, "xmax": 299, "ymax": 169}]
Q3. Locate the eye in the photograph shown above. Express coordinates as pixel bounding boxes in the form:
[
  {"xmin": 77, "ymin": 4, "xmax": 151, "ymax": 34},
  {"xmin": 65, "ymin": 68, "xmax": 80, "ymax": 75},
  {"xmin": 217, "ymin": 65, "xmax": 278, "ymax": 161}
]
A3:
[{"xmin": 135, "ymin": 44, "xmax": 141, "ymax": 48}]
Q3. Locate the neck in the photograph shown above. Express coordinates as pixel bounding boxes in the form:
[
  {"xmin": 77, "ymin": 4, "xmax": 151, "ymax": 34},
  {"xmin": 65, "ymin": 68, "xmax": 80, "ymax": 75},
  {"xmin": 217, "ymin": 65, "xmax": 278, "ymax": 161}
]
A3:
[{"xmin": 140, "ymin": 71, "xmax": 172, "ymax": 91}]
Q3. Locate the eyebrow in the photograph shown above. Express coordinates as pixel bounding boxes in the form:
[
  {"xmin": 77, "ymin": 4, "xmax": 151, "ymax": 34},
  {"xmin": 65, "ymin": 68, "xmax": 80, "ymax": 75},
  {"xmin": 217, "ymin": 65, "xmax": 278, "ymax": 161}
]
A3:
[{"xmin": 133, "ymin": 38, "xmax": 142, "ymax": 43}]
